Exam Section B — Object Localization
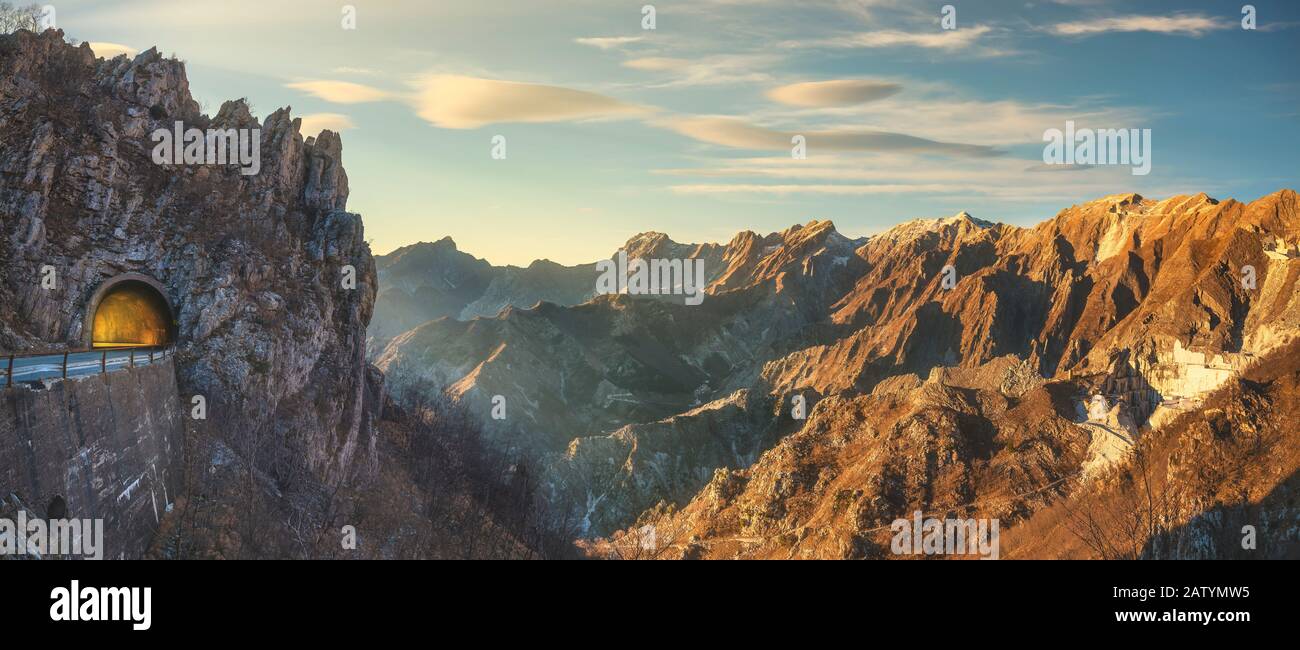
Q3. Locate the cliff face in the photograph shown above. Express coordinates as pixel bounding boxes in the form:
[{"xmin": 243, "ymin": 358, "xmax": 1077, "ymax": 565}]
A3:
[
  {"xmin": 0, "ymin": 30, "xmax": 379, "ymax": 485},
  {"xmin": 0, "ymin": 357, "xmax": 184, "ymax": 559}
]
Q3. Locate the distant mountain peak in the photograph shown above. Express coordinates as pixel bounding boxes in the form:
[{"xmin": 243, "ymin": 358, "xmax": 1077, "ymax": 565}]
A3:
[
  {"xmin": 781, "ymin": 219, "xmax": 838, "ymax": 236},
  {"xmin": 877, "ymin": 211, "xmax": 996, "ymax": 243},
  {"xmin": 946, "ymin": 211, "xmax": 995, "ymax": 228},
  {"xmin": 621, "ymin": 230, "xmax": 677, "ymax": 251},
  {"xmin": 386, "ymin": 236, "xmax": 459, "ymax": 257}
]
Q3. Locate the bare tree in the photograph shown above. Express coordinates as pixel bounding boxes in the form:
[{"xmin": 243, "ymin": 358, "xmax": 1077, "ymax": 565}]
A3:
[
  {"xmin": 1063, "ymin": 446, "xmax": 1175, "ymax": 559},
  {"xmin": 0, "ymin": 3, "xmax": 45, "ymax": 34}
]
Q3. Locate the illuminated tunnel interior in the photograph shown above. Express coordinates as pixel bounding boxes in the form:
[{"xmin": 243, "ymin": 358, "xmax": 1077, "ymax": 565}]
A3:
[{"xmin": 91, "ymin": 280, "xmax": 175, "ymax": 348}]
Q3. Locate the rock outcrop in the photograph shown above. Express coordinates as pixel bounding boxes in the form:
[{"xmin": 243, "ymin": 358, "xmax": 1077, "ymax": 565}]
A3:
[
  {"xmin": 0, "ymin": 30, "xmax": 379, "ymax": 486},
  {"xmin": 542, "ymin": 389, "xmax": 785, "ymax": 536}
]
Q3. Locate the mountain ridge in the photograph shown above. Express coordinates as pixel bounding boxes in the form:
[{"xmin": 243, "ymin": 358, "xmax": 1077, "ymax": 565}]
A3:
[{"xmin": 372, "ymin": 188, "xmax": 1298, "ymax": 540}]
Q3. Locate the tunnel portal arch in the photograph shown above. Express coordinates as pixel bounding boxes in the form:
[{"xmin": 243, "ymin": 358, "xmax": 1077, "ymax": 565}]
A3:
[{"xmin": 82, "ymin": 273, "xmax": 177, "ymax": 349}]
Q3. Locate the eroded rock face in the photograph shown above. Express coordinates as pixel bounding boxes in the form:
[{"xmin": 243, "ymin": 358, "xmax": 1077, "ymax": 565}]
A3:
[
  {"xmin": 0, "ymin": 358, "xmax": 184, "ymax": 559},
  {"xmin": 542, "ymin": 389, "xmax": 785, "ymax": 537},
  {"xmin": 596, "ymin": 359, "xmax": 1090, "ymax": 559},
  {"xmin": 0, "ymin": 30, "xmax": 379, "ymax": 485}
]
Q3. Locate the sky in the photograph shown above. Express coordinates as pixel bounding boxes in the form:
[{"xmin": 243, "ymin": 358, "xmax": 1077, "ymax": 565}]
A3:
[{"xmin": 52, "ymin": 0, "xmax": 1300, "ymax": 266}]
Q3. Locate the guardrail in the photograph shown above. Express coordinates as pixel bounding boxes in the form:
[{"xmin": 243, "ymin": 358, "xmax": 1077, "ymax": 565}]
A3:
[{"xmin": 1, "ymin": 344, "xmax": 176, "ymax": 387}]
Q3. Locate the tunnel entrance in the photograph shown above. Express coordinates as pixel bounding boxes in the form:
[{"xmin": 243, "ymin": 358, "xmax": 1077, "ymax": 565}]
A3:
[{"xmin": 84, "ymin": 274, "xmax": 175, "ymax": 349}]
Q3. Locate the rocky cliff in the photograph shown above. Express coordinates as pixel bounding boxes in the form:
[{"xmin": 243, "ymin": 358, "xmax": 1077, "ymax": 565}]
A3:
[
  {"xmin": 0, "ymin": 356, "xmax": 184, "ymax": 559},
  {"xmin": 0, "ymin": 30, "xmax": 379, "ymax": 485}
]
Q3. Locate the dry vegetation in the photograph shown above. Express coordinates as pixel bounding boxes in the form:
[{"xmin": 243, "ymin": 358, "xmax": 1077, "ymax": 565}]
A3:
[{"xmin": 149, "ymin": 378, "xmax": 582, "ymax": 559}]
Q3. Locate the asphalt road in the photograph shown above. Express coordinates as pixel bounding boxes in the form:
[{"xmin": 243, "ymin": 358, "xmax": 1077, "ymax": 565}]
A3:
[{"xmin": 2, "ymin": 347, "xmax": 171, "ymax": 384}]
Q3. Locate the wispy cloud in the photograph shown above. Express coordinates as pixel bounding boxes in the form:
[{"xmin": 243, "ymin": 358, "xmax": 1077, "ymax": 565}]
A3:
[
  {"xmin": 331, "ymin": 66, "xmax": 387, "ymax": 77},
  {"xmin": 286, "ymin": 80, "xmax": 394, "ymax": 103},
  {"xmin": 754, "ymin": 90, "xmax": 1150, "ymax": 147},
  {"xmin": 287, "ymin": 73, "xmax": 653, "ymax": 129},
  {"xmin": 622, "ymin": 58, "xmax": 683, "ymax": 71},
  {"xmin": 656, "ymin": 146, "xmax": 1154, "ymax": 203},
  {"xmin": 407, "ymin": 74, "xmax": 650, "ymax": 129},
  {"xmin": 622, "ymin": 54, "xmax": 777, "ymax": 87},
  {"xmin": 766, "ymin": 80, "xmax": 902, "ymax": 107},
  {"xmin": 299, "ymin": 113, "xmax": 356, "ymax": 136},
  {"xmin": 1048, "ymin": 14, "xmax": 1227, "ymax": 37},
  {"xmin": 574, "ymin": 36, "xmax": 645, "ymax": 50},
  {"xmin": 657, "ymin": 154, "xmax": 1106, "ymax": 183},
  {"xmin": 785, "ymin": 25, "xmax": 994, "ymax": 51},
  {"xmin": 665, "ymin": 165, "xmax": 1148, "ymax": 201},
  {"xmin": 660, "ymin": 116, "xmax": 997, "ymax": 156},
  {"xmin": 670, "ymin": 183, "xmax": 961, "ymax": 196}
]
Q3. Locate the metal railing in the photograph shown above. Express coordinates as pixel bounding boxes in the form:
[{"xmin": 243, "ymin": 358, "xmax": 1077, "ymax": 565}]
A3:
[{"xmin": 2, "ymin": 344, "xmax": 176, "ymax": 387}]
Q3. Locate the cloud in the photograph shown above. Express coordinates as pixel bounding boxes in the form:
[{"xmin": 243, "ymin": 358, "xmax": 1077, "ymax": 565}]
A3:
[
  {"xmin": 408, "ymin": 74, "xmax": 649, "ymax": 129},
  {"xmin": 656, "ymin": 154, "xmax": 1107, "ymax": 184},
  {"xmin": 1023, "ymin": 162, "xmax": 1096, "ymax": 173},
  {"xmin": 87, "ymin": 42, "xmax": 138, "ymax": 59},
  {"xmin": 574, "ymin": 36, "xmax": 645, "ymax": 50},
  {"xmin": 331, "ymin": 66, "xmax": 386, "ymax": 77},
  {"xmin": 670, "ymin": 183, "xmax": 960, "ymax": 195},
  {"xmin": 1260, "ymin": 21, "xmax": 1300, "ymax": 33},
  {"xmin": 623, "ymin": 57, "xmax": 683, "ymax": 71},
  {"xmin": 766, "ymin": 80, "xmax": 903, "ymax": 107},
  {"xmin": 667, "ymin": 178, "xmax": 1210, "ymax": 203},
  {"xmin": 299, "ymin": 113, "xmax": 356, "ymax": 136},
  {"xmin": 286, "ymin": 80, "xmax": 393, "ymax": 104},
  {"xmin": 661, "ymin": 116, "xmax": 997, "ymax": 156},
  {"xmin": 622, "ymin": 55, "xmax": 777, "ymax": 87},
  {"xmin": 1049, "ymin": 14, "xmax": 1227, "ymax": 37},
  {"xmin": 657, "ymin": 151, "xmax": 1153, "ymax": 202},
  {"xmin": 760, "ymin": 91, "xmax": 1150, "ymax": 147},
  {"xmin": 654, "ymin": 156, "xmax": 1017, "ymax": 182},
  {"xmin": 787, "ymin": 25, "xmax": 993, "ymax": 51},
  {"xmin": 288, "ymin": 72, "xmax": 654, "ymax": 130},
  {"xmin": 676, "ymin": 0, "xmax": 906, "ymax": 23}
]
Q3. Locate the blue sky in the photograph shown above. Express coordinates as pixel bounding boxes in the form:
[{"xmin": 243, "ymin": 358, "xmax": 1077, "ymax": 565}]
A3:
[{"xmin": 55, "ymin": 0, "xmax": 1300, "ymax": 265}]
